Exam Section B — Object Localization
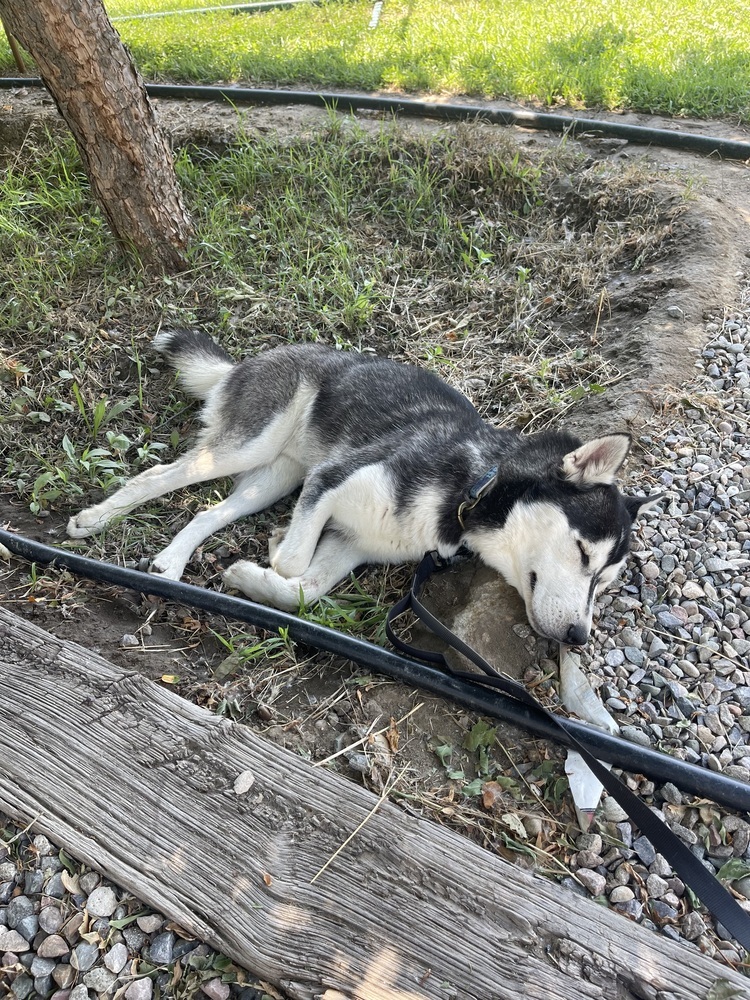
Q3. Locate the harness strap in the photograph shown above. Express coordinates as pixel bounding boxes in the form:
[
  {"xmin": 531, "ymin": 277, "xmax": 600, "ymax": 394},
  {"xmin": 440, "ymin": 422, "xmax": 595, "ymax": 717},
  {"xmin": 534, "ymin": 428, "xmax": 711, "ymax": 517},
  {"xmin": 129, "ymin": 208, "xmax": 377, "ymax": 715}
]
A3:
[{"xmin": 386, "ymin": 551, "xmax": 750, "ymax": 952}]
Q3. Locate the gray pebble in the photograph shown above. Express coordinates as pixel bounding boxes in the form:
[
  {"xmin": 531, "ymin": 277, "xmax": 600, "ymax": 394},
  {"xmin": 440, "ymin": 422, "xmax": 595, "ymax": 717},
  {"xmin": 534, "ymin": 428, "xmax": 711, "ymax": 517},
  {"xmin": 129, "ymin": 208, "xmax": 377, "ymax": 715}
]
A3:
[
  {"xmin": 9, "ymin": 974, "xmax": 34, "ymax": 1000},
  {"xmin": 24, "ymin": 871, "xmax": 44, "ymax": 895},
  {"xmin": 135, "ymin": 915, "xmax": 163, "ymax": 934},
  {"xmin": 200, "ymin": 978, "xmax": 231, "ymax": 1000},
  {"xmin": 609, "ymin": 886, "xmax": 634, "ymax": 903},
  {"xmin": 82, "ymin": 967, "xmax": 118, "ymax": 993},
  {"xmin": 657, "ymin": 611, "xmax": 685, "ymax": 631},
  {"xmin": 650, "ymin": 899, "xmax": 678, "ymax": 921},
  {"xmin": 86, "ymin": 886, "xmax": 117, "ymax": 919},
  {"xmin": 621, "ymin": 725, "xmax": 652, "ymax": 747},
  {"xmin": 0, "ymin": 928, "xmax": 31, "ymax": 952},
  {"xmin": 71, "ymin": 941, "xmax": 100, "ymax": 972},
  {"xmin": 45, "ymin": 873, "xmax": 66, "ymax": 899},
  {"xmin": 575, "ymin": 833, "xmax": 602, "ymax": 854},
  {"xmin": 14, "ymin": 914, "xmax": 38, "ymax": 942},
  {"xmin": 123, "ymin": 926, "xmax": 147, "ymax": 950},
  {"xmin": 633, "ymin": 836, "xmax": 657, "ymax": 866},
  {"xmin": 659, "ymin": 782, "xmax": 682, "ymax": 805},
  {"xmin": 52, "ymin": 964, "xmax": 76, "ymax": 989},
  {"xmin": 7, "ymin": 896, "xmax": 34, "ymax": 929},
  {"xmin": 148, "ymin": 930, "xmax": 175, "ymax": 965},
  {"xmin": 104, "ymin": 942, "xmax": 128, "ymax": 974},
  {"xmin": 30, "ymin": 955, "xmax": 57, "ymax": 978},
  {"xmin": 623, "ymin": 647, "xmax": 645, "ymax": 666},
  {"xmin": 645, "ymin": 873, "xmax": 669, "ymax": 898},
  {"xmin": 575, "ymin": 868, "xmax": 606, "ymax": 897},
  {"xmin": 38, "ymin": 906, "xmax": 64, "ymax": 935},
  {"xmin": 648, "ymin": 635, "xmax": 669, "ymax": 658},
  {"xmin": 37, "ymin": 934, "xmax": 70, "ymax": 959},
  {"xmin": 124, "ymin": 979, "xmax": 153, "ymax": 1000},
  {"xmin": 78, "ymin": 873, "xmax": 100, "ymax": 895}
]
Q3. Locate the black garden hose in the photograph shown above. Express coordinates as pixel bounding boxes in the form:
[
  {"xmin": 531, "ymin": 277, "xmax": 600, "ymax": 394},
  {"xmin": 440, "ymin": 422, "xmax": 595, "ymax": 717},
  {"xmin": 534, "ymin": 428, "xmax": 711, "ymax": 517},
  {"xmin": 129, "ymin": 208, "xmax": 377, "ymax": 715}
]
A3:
[
  {"xmin": 2, "ymin": 527, "xmax": 750, "ymax": 815},
  {"xmin": 1, "ymin": 77, "xmax": 750, "ymax": 160}
]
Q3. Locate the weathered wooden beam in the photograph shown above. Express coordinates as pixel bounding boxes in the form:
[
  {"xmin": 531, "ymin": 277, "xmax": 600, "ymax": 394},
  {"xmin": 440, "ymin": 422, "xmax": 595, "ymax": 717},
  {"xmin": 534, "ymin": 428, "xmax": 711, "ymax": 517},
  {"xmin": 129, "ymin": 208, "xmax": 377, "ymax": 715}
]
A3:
[{"xmin": 0, "ymin": 607, "xmax": 743, "ymax": 1000}]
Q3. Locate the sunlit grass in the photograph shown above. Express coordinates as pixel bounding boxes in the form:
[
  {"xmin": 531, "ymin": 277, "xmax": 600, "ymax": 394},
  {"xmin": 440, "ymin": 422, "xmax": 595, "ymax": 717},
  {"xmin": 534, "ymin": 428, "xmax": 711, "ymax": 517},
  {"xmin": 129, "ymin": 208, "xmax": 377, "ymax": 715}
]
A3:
[{"xmin": 0, "ymin": 0, "xmax": 748, "ymax": 119}]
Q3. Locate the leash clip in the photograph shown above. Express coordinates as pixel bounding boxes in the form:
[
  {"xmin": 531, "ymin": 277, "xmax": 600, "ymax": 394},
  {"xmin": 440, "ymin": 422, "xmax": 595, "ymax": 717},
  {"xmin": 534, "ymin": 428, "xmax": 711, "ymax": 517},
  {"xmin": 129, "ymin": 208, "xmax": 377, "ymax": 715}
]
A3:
[{"xmin": 457, "ymin": 465, "xmax": 498, "ymax": 530}]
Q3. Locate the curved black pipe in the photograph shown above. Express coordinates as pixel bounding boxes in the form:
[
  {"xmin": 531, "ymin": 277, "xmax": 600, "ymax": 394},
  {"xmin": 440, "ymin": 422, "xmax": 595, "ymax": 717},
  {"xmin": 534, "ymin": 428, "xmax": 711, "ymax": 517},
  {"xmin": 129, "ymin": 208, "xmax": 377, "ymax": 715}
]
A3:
[
  {"xmin": 2, "ymin": 527, "xmax": 750, "ymax": 813},
  {"xmin": 2, "ymin": 77, "xmax": 750, "ymax": 161}
]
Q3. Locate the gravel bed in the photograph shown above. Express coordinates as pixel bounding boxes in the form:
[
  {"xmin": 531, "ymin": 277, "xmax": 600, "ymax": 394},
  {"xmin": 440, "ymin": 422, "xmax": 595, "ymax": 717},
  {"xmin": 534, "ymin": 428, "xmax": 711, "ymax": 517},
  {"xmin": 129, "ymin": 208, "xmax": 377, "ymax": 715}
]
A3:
[
  {"xmin": 3, "ymin": 283, "xmax": 750, "ymax": 995},
  {"xmin": 0, "ymin": 822, "xmax": 274, "ymax": 1000},
  {"xmin": 571, "ymin": 276, "xmax": 750, "ymax": 964}
]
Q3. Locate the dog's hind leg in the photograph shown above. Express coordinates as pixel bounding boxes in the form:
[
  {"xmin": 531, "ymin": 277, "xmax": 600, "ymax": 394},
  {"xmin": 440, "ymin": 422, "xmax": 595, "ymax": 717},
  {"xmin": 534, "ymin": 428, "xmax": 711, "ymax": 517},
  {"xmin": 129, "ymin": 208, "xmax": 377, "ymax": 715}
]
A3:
[
  {"xmin": 67, "ymin": 444, "xmax": 257, "ymax": 539},
  {"xmin": 223, "ymin": 530, "xmax": 367, "ymax": 611},
  {"xmin": 149, "ymin": 457, "xmax": 304, "ymax": 581}
]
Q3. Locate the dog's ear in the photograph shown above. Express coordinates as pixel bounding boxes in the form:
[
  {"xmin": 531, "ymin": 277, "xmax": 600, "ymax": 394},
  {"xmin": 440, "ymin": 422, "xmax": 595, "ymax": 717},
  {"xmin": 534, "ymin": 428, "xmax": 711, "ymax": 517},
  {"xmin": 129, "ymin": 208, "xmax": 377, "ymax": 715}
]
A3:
[
  {"xmin": 561, "ymin": 433, "xmax": 631, "ymax": 487},
  {"xmin": 625, "ymin": 492, "xmax": 665, "ymax": 521}
]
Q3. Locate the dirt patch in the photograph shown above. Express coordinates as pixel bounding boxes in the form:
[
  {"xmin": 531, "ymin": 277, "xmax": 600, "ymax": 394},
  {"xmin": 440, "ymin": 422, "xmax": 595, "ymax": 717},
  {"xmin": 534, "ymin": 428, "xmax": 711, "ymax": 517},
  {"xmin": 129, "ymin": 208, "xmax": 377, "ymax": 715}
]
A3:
[{"xmin": 2, "ymin": 88, "xmax": 750, "ymax": 924}]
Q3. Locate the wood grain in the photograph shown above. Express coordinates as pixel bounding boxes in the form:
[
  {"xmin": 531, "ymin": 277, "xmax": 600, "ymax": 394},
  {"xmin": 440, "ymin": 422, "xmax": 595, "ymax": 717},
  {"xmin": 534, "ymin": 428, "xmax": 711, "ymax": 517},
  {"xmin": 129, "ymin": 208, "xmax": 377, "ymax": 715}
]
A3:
[{"xmin": 0, "ymin": 607, "xmax": 744, "ymax": 1000}]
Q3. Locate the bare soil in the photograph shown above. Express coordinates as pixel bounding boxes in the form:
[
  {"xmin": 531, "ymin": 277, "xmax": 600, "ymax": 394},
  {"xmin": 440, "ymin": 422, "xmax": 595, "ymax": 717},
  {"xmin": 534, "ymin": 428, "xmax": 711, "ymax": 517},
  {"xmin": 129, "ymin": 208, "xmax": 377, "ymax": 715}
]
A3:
[{"xmin": 2, "ymin": 88, "xmax": 750, "ymax": 909}]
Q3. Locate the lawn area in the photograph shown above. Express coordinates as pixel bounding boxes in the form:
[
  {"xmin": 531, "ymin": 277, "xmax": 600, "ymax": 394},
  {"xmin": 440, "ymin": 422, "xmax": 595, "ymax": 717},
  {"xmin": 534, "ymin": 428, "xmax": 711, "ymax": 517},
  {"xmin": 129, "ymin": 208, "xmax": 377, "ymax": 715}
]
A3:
[{"xmin": 1, "ymin": 0, "xmax": 749, "ymax": 119}]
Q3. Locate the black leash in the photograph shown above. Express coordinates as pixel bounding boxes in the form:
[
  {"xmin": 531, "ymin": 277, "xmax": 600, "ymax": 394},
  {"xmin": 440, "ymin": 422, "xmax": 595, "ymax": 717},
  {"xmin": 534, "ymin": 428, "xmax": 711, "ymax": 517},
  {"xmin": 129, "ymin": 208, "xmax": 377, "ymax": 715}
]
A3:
[{"xmin": 387, "ymin": 551, "xmax": 750, "ymax": 952}]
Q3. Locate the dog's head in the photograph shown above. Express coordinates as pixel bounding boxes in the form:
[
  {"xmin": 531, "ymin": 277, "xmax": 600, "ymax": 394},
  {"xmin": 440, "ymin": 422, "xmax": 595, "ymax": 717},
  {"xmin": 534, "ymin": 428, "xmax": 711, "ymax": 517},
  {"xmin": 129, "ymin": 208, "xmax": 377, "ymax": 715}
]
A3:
[{"xmin": 464, "ymin": 432, "xmax": 660, "ymax": 645}]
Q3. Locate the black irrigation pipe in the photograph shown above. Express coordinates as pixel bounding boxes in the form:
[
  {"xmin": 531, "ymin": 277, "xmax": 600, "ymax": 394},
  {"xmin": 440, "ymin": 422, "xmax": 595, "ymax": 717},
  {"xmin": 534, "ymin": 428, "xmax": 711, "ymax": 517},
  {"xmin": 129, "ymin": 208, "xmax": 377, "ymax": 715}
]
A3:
[
  {"xmin": 2, "ymin": 77, "xmax": 750, "ymax": 161},
  {"xmin": 110, "ymin": 0, "xmax": 322, "ymax": 21},
  {"xmin": 3, "ymin": 528, "xmax": 750, "ymax": 816}
]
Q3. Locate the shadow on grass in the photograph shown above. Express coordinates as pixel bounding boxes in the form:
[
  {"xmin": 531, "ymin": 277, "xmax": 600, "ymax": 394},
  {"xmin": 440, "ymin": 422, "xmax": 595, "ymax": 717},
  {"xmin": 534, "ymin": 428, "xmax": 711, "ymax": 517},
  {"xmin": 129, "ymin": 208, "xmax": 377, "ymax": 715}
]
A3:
[{"xmin": 539, "ymin": 25, "xmax": 750, "ymax": 117}]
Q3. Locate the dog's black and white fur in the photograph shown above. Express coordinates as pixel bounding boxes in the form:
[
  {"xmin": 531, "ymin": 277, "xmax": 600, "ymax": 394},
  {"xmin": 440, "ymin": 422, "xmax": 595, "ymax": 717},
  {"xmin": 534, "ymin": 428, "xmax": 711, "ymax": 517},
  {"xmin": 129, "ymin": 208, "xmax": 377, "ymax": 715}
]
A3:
[{"xmin": 68, "ymin": 330, "xmax": 657, "ymax": 644}]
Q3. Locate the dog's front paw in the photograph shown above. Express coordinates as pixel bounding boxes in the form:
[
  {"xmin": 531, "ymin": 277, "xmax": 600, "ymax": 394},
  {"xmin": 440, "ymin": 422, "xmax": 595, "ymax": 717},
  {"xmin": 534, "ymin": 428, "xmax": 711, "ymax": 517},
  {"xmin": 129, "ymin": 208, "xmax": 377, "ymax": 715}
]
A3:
[
  {"xmin": 67, "ymin": 507, "xmax": 108, "ymax": 539},
  {"xmin": 267, "ymin": 526, "xmax": 287, "ymax": 564},
  {"xmin": 269, "ymin": 546, "xmax": 309, "ymax": 580}
]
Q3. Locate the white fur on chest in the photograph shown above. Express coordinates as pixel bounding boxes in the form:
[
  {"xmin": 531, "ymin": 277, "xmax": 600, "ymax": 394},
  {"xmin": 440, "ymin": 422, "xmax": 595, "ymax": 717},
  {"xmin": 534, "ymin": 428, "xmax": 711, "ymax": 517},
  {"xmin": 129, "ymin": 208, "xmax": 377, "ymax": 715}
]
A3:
[{"xmin": 328, "ymin": 463, "xmax": 449, "ymax": 562}]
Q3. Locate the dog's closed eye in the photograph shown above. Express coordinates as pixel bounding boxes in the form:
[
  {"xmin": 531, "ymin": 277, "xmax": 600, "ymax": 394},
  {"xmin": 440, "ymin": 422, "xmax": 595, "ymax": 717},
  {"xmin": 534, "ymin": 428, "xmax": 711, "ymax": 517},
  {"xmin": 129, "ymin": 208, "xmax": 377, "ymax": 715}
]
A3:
[{"xmin": 576, "ymin": 540, "xmax": 589, "ymax": 568}]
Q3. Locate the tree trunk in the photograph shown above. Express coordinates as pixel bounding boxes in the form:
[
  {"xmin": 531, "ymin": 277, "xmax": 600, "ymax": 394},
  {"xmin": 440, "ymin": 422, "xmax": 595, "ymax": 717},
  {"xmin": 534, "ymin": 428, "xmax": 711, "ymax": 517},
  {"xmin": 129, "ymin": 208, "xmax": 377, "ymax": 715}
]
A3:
[{"xmin": 0, "ymin": 0, "xmax": 193, "ymax": 271}]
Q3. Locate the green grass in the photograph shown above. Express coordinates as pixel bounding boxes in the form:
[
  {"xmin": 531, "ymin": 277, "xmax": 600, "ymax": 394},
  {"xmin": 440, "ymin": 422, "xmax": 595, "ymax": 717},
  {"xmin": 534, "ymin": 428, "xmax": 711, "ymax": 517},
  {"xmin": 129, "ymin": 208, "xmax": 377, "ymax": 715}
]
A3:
[
  {"xmin": 1, "ymin": 0, "xmax": 747, "ymax": 120},
  {"xmin": 0, "ymin": 118, "xmax": 682, "ymax": 551}
]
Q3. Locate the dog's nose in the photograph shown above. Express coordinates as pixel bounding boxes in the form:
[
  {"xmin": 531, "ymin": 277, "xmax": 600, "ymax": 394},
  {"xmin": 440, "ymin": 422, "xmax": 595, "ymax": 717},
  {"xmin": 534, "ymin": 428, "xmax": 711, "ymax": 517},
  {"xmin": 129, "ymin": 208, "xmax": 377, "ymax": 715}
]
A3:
[{"xmin": 565, "ymin": 623, "xmax": 589, "ymax": 646}]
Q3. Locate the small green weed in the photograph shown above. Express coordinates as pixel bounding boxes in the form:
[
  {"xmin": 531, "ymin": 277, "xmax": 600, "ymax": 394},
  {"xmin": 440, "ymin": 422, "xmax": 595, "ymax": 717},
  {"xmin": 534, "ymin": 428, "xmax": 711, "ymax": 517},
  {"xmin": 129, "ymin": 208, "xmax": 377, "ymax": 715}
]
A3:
[
  {"xmin": 433, "ymin": 719, "xmax": 503, "ymax": 796},
  {"xmin": 299, "ymin": 576, "xmax": 390, "ymax": 643},
  {"xmin": 212, "ymin": 625, "xmax": 294, "ymax": 676}
]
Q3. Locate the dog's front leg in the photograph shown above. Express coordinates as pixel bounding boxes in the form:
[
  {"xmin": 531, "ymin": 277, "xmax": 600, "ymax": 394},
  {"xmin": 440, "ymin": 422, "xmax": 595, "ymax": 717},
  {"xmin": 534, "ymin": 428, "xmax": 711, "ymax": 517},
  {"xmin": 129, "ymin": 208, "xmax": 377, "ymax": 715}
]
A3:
[{"xmin": 270, "ymin": 478, "xmax": 338, "ymax": 579}]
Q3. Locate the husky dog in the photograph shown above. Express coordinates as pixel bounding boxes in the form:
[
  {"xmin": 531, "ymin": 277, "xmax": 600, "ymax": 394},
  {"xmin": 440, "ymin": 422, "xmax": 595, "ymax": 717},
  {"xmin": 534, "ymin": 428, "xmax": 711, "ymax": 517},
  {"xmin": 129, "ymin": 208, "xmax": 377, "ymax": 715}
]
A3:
[{"xmin": 68, "ymin": 330, "xmax": 657, "ymax": 644}]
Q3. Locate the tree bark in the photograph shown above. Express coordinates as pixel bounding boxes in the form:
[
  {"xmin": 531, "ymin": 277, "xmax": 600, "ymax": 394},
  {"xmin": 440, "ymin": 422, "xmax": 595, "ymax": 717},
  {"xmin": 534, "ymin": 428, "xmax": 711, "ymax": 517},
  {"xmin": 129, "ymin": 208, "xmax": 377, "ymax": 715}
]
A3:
[{"xmin": 0, "ymin": 0, "xmax": 193, "ymax": 271}]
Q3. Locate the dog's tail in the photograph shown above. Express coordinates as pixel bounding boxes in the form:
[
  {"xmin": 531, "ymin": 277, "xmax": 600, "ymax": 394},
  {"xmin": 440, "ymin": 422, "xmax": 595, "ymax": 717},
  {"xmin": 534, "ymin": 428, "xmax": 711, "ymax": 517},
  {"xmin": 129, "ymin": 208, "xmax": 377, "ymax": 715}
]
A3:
[{"xmin": 153, "ymin": 329, "xmax": 234, "ymax": 399}]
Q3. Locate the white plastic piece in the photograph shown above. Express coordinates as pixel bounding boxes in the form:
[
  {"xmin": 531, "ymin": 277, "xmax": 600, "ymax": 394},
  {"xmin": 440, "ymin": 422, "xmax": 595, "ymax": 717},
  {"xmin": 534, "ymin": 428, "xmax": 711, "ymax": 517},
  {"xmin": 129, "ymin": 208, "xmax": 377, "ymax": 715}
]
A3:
[{"xmin": 560, "ymin": 644, "xmax": 619, "ymax": 830}]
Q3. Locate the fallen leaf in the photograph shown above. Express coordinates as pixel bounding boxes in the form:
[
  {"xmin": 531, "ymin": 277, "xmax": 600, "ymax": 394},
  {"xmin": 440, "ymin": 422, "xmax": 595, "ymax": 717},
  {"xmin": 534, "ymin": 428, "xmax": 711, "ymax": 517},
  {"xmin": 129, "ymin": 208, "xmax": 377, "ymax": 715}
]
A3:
[
  {"xmin": 386, "ymin": 717, "xmax": 400, "ymax": 753},
  {"xmin": 501, "ymin": 812, "xmax": 528, "ymax": 840},
  {"xmin": 61, "ymin": 871, "xmax": 80, "ymax": 894},
  {"xmin": 481, "ymin": 781, "xmax": 506, "ymax": 812}
]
